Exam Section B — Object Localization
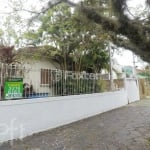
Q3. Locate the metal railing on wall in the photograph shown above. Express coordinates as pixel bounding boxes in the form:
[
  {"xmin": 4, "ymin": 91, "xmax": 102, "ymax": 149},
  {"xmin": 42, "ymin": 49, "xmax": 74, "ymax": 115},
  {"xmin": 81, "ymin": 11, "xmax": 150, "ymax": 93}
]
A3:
[{"xmin": 0, "ymin": 63, "xmax": 124, "ymax": 100}]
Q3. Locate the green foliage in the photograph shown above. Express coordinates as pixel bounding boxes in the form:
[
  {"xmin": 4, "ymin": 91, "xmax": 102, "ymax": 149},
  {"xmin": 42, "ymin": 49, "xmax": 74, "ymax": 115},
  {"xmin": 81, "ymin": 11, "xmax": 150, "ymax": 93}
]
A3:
[
  {"xmin": 81, "ymin": 40, "xmax": 109, "ymax": 72},
  {"xmin": 139, "ymin": 72, "xmax": 150, "ymax": 85},
  {"xmin": 1, "ymin": 0, "xmax": 150, "ymax": 63},
  {"xmin": 23, "ymin": 32, "xmax": 39, "ymax": 41},
  {"xmin": 23, "ymin": 2, "xmax": 110, "ymax": 72},
  {"xmin": 0, "ymin": 7, "xmax": 24, "ymax": 46},
  {"xmin": 54, "ymin": 77, "xmax": 104, "ymax": 96},
  {"xmin": 80, "ymin": 0, "xmax": 150, "ymax": 63}
]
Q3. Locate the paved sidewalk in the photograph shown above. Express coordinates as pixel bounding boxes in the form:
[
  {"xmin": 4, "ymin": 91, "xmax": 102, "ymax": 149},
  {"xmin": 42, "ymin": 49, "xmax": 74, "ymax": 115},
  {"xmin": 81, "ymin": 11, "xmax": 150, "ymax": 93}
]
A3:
[{"xmin": 1, "ymin": 99, "xmax": 150, "ymax": 150}]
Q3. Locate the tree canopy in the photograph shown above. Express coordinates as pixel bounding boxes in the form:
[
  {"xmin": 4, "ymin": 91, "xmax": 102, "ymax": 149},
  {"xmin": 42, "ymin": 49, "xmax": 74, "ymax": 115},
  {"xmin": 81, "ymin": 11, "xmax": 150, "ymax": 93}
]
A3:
[
  {"xmin": 81, "ymin": 0, "xmax": 150, "ymax": 63},
  {"xmin": 0, "ymin": 0, "xmax": 150, "ymax": 64},
  {"xmin": 29, "ymin": 0, "xmax": 150, "ymax": 63},
  {"xmin": 23, "ymin": 3, "xmax": 109, "ymax": 72}
]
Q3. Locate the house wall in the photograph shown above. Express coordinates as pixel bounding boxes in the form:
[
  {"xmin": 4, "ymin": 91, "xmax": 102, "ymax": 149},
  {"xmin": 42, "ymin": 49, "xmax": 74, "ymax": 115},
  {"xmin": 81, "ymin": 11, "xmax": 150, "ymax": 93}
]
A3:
[
  {"xmin": 0, "ymin": 90, "xmax": 128, "ymax": 143},
  {"xmin": 23, "ymin": 59, "xmax": 59, "ymax": 94}
]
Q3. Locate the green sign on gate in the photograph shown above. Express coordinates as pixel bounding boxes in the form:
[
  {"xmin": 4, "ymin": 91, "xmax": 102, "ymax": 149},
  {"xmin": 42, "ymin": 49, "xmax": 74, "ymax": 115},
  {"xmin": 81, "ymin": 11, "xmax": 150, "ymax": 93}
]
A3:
[{"xmin": 4, "ymin": 78, "xmax": 23, "ymax": 100}]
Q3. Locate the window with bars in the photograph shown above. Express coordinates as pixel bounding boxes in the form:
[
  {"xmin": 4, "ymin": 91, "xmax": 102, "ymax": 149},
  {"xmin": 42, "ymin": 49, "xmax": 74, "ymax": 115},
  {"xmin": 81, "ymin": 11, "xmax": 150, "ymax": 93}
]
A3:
[{"xmin": 40, "ymin": 69, "xmax": 50, "ymax": 84}]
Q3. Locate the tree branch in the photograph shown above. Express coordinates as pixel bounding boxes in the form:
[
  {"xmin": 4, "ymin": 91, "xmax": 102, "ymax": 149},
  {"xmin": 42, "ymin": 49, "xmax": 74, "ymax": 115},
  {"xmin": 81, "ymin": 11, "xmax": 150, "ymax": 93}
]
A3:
[{"xmin": 81, "ymin": 5, "xmax": 150, "ymax": 63}]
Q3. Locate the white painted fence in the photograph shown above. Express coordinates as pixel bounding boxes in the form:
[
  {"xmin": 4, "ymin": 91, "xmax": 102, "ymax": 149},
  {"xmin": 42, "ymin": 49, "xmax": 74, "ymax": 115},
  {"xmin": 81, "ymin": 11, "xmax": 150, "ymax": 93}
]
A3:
[{"xmin": 0, "ymin": 90, "xmax": 128, "ymax": 143}]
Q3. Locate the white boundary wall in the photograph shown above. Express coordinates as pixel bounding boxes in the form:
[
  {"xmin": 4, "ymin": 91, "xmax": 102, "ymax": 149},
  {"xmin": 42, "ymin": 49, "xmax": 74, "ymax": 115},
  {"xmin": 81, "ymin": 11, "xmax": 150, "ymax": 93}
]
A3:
[
  {"xmin": 0, "ymin": 90, "xmax": 128, "ymax": 143},
  {"xmin": 124, "ymin": 78, "xmax": 140, "ymax": 103}
]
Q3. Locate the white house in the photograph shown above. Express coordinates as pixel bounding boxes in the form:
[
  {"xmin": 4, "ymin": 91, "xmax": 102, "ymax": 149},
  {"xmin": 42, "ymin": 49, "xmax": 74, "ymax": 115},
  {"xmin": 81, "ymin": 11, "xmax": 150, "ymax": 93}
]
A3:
[
  {"xmin": 22, "ymin": 59, "xmax": 59, "ymax": 94},
  {"xmin": 14, "ymin": 46, "xmax": 60, "ymax": 96}
]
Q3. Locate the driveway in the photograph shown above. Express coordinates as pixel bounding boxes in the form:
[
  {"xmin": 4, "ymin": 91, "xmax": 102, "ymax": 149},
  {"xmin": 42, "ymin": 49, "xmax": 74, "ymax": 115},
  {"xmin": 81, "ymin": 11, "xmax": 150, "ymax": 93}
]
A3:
[{"xmin": 1, "ymin": 99, "xmax": 150, "ymax": 150}]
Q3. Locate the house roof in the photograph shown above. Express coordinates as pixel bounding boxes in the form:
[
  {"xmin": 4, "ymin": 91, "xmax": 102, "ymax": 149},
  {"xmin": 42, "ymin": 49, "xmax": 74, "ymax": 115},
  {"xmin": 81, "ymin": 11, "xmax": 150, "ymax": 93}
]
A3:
[
  {"xmin": 17, "ymin": 46, "xmax": 60, "ymax": 69},
  {"xmin": 17, "ymin": 45, "xmax": 57, "ymax": 59}
]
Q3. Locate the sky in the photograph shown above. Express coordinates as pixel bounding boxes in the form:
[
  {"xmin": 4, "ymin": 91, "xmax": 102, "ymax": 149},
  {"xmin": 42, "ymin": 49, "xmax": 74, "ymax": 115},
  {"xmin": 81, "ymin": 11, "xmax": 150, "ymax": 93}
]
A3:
[
  {"xmin": 0, "ymin": 0, "xmax": 148, "ymax": 68},
  {"xmin": 113, "ymin": 0, "xmax": 147, "ymax": 68},
  {"xmin": 113, "ymin": 50, "xmax": 146, "ymax": 68}
]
